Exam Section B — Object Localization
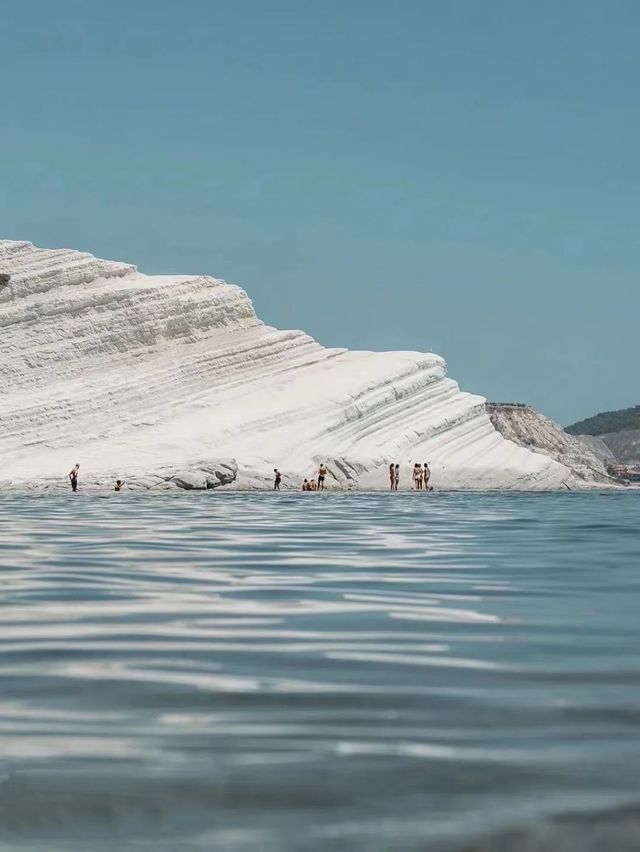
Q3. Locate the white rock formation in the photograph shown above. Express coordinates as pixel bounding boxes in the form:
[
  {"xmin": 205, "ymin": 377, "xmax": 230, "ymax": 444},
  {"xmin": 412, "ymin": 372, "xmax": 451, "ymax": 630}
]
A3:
[{"xmin": 0, "ymin": 240, "xmax": 573, "ymax": 490}]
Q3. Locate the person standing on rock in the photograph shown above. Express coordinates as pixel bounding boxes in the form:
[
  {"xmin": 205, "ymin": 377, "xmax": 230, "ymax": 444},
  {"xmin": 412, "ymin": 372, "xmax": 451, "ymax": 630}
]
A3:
[
  {"xmin": 317, "ymin": 464, "xmax": 327, "ymax": 490},
  {"xmin": 412, "ymin": 463, "xmax": 421, "ymax": 490},
  {"xmin": 69, "ymin": 463, "xmax": 80, "ymax": 493},
  {"xmin": 423, "ymin": 462, "xmax": 431, "ymax": 491},
  {"xmin": 273, "ymin": 469, "xmax": 282, "ymax": 490}
]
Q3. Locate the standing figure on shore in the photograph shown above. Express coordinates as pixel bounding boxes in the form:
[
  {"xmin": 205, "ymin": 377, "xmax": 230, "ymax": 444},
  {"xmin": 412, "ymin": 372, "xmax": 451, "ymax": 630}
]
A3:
[
  {"xmin": 69, "ymin": 463, "xmax": 80, "ymax": 492},
  {"xmin": 389, "ymin": 463, "xmax": 395, "ymax": 490},
  {"xmin": 317, "ymin": 463, "xmax": 327, "ymax": 491},
  {"xmin": 423, "ymin": 462, "xmax": 431, "ymax": 491},
  {"xmin": 394, "ymin": 464, "xmax": 400, "ymax": 491},
  {"xmin": 412, "ymin": 463, "xmax": 421, "ymax": 490},
  {"xmin": 114, "ymin": 479, "xmax": 125, "ymax": 492},
  {"xmin": 273, "ymin": 468, "xmax": 282, "ymax": 490}
]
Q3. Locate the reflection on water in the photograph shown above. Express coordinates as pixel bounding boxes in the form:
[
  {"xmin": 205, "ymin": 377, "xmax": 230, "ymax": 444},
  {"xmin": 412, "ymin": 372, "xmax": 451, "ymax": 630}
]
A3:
[{"xmin": 0, "ymin": 491, "xmax": 639, "ymax": 850}]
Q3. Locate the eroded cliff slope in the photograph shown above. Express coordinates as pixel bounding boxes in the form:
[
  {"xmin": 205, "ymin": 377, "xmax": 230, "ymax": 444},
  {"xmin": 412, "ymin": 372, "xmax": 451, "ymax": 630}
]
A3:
[{"xmin": 0, "ymin": 240, "xmax": 572, "ymax": 490}]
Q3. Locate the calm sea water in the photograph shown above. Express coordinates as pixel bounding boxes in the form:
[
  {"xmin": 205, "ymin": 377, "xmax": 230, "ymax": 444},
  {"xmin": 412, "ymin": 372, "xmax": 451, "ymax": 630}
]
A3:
[{"xmin": 0, "ymin": 491, "xmax": 639, "ymax": 851}]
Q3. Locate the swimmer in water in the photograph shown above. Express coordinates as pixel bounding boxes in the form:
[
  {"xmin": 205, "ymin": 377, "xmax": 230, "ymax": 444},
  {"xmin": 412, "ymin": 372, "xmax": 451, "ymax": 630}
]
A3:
[
  {"xmin": 69, "ymin": 463, "xmax": 80, "ymax": 492},
  {"xmin": 114, "ymin": 479, "xmax": 125, "ymax": 492},
  {"xmin": 302, "ymin": 479, "xmax": 309, "ymax": 491}
]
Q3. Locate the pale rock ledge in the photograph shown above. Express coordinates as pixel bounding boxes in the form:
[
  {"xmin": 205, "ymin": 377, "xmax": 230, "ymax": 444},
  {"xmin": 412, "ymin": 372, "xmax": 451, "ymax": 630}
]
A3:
[{"xmin": 0, "ymin": 240, "xmax": 576, "ymax": 491}]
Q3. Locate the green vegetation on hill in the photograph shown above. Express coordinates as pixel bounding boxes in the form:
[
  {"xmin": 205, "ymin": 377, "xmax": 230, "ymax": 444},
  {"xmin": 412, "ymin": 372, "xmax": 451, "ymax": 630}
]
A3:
[{"xmin": 566, "ymin": 405, "xmax": 640, "ymax": 436}]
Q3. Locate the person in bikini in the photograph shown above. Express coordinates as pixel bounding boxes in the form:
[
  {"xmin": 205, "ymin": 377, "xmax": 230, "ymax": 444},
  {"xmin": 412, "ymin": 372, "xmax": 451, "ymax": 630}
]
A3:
[
  {"xmin": 317, "ymin": 463, "xmax": 327, "ymax": 490},
  {"xmin": 69, "ymin": 463, "xmax": 80, "ymax": 492}
]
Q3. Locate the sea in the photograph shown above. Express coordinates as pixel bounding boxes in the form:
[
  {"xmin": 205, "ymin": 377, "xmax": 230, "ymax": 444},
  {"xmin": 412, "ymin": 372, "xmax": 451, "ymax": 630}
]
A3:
[{"xmin": 0, "ymin": 491, "xmax": 638, "ymax": 851}]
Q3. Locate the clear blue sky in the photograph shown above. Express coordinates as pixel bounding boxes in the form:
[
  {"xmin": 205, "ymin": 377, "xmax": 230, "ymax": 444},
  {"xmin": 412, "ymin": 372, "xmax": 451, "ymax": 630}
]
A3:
[{"xmin": 2, "ymin": 0, "xmax": 639, "ymax": 424}]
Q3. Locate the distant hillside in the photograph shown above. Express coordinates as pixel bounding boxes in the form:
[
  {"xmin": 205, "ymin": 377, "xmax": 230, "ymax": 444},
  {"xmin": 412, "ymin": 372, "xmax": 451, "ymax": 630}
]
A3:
[{"xmin": 566, "ymin": 405, "xmax": 640, "ymax": 437}]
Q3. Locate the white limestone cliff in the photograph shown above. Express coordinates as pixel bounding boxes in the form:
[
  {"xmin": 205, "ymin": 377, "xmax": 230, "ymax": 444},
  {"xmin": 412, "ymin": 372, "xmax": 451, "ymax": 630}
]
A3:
[{"xmin": 0, "ymin": 240, "xmax": 574, "ymax": 490}]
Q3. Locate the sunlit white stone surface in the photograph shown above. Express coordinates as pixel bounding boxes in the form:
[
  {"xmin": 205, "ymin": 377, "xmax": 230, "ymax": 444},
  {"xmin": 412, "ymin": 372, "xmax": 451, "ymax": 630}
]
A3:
[{"xmin": 0, "ymin": 240, "xmax": 571, "ymax": 490}]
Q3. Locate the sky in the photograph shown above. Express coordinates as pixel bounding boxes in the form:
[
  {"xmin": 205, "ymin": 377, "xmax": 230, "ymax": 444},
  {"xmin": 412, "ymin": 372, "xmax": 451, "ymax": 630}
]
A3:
[{"xmin": 2, "ymin": 0, "xmax": 639, "ymax": 425}]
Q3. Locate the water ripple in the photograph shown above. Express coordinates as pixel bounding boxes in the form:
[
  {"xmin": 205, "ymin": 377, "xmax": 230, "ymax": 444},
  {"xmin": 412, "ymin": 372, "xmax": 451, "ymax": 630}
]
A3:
[{"xmin": 0, "ymin": 491, "xmax": 639, "ymax": 850}]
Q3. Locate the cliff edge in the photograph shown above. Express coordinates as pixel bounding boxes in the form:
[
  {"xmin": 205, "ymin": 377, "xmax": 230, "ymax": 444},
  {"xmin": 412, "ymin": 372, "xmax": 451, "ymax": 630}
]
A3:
[{"xmin": 0, "ymin": 240, "xmax": 574, "ymax": 491}]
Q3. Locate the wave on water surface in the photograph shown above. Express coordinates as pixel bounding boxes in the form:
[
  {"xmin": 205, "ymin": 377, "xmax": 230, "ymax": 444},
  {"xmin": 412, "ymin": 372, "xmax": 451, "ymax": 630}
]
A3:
[{"xmin": 0, "ymin": 491, "xmax": 639, "ymax": 851}]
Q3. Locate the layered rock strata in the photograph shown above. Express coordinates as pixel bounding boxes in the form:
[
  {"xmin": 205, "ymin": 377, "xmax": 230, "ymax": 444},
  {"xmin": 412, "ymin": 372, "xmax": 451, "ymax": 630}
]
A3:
[
  {"xmin": 0, "ymin": 240, "xmax": 574, "ymax": 490},
  {"xmin": 487, "ymin": 403, "xmax": 616, "ymax": 485}
]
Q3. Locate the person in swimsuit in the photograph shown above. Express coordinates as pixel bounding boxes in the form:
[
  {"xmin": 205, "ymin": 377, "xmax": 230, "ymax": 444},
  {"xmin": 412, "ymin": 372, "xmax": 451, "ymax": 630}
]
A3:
[
  {"xmin": 273, "ymin": 469, "xmax": 282, "ymax": 490},
  {"xmin": 317, "ymin": 464, "xmax": 327, "ymax": 490},
  {"xmin": 114, "ymin": 479, "xmax": 125, "ymax": 492},
  {"xmin": 389, "ymin": 463, "xmax": 395, "ymax": 490},
  {"xmin": 69, "ymin": 463, "xmax": 80, "ymax": 492},
  {"xmin": 394, "ymin": 464, "xmax": 400, "ymax": 491},
  {"xmin": 308, "ymin": 478, "xmax": 317, "ymax": 491},
  {"xmin": 423, "ymin": 462, "xmax": 431, "ymax": 491},
  {"xmin": 302, "ymin": 479, "xmax": 309, "ymax": 491},
  {"xmin": 412, "ymin": 463, "xmax": 420, "ymax": 490}
]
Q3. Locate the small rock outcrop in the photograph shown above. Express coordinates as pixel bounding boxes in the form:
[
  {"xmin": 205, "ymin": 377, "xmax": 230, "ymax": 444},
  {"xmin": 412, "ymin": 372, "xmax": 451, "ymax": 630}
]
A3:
[
  {"xmin": 169, "ymin": 460, "xmax": 238, "ymax": 490},
  {"xmin": 487, "ymin": 404, "xmax": 616, "ymax": 485}
]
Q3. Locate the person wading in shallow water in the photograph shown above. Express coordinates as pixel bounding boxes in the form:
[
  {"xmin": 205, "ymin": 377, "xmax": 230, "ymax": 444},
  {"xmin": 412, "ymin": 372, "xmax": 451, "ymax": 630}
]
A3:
[
  {"xmin": 302, "ymin": 479, "xmax": 309, "ymax": 491},
  {"xmin": 114, "ymin": 479, "xmax": 125, "ymax": 492},
  {"xmin": 273, "ymin": 469, "xmax": 282, "ymax": 490},
  {"xmin": 69, "ymin": 463, "xmax": 80, "ymax": 492},
  {"xmin": 317, "ymin": 463, "xmax": 327, "ymax": 490},
  {"xmin": 394, "ymin": 464, "xmax": 400, "ymax": 491},
  {"xmin": 389, "ymin": 463, "xmax": 395, "ymax": 490}
]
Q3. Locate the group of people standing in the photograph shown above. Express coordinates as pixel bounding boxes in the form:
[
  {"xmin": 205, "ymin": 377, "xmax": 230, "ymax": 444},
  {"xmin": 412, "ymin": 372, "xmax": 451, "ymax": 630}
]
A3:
[
  {"xmin": 69, "ymin": 460, "xmax": 430, "ymax": 494},
  {"xmin": 389, "ymin": 462, "xmax": 431, "ymax": 491},
  {"xmin": 273, "ymin": 464, "xmax": 328, "ymax": 491}
]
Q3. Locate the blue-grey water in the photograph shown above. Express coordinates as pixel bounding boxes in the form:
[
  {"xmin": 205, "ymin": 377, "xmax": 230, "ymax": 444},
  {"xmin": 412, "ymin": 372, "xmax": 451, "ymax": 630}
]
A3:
[{"xmin": 0, "ymin": 491, "xmax": 639, "ymax": 851}]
